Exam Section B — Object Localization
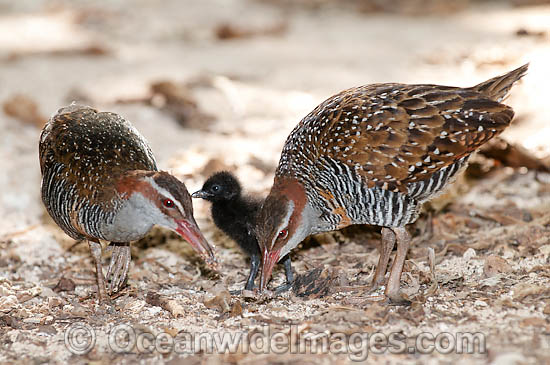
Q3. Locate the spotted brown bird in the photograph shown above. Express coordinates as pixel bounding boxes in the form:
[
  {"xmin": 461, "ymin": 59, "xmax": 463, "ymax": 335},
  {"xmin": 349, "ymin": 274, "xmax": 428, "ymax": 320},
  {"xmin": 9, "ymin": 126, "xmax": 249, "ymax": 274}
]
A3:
[
  {"xmin": 192, "ymin": 171, "xmax": 293, "ymax": 292},
  {"xmin": 256, "ymin": 64, "xmax": 528, "ymax": 301},
  {"xmin": 39, "ymin": 104, "xmax": 218, "ymax": 302}
]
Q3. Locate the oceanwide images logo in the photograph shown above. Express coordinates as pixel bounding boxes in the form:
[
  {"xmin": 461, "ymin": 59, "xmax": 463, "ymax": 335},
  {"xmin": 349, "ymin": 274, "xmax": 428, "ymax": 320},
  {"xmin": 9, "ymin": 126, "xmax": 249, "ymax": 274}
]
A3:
[{"xmin": 64, "ymin": 322, "xmax": 486, "ymax": 360}]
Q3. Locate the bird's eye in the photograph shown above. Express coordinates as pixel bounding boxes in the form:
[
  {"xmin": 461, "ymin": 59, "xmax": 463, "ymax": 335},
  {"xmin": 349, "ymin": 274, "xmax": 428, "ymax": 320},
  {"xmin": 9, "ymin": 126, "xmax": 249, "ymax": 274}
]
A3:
[
  {"xmin": 212, "ymin": 185, "xmax": 220, "ymax": 192},
  {"xmin": 278, "ymin": 229, "xmax": 288, "ymax": 240},
  {"xmin": 163, "ymin": 199, "xmax": 175, "ymax": 208}
]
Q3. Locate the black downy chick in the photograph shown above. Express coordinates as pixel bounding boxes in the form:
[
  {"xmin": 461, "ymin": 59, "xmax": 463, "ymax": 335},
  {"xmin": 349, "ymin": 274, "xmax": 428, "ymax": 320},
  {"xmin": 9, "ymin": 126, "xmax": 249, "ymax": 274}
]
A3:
[{"xmin": 192, "ymin": 171, "xmax": 293, "ymax": 292}]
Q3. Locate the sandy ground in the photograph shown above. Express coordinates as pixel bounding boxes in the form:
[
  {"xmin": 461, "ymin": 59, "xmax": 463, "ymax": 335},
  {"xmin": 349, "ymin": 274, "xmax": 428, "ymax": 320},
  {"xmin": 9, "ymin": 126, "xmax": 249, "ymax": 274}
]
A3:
[{"xmin": 0, "ymin": 0, "xmax": 550, "ymax": 364}]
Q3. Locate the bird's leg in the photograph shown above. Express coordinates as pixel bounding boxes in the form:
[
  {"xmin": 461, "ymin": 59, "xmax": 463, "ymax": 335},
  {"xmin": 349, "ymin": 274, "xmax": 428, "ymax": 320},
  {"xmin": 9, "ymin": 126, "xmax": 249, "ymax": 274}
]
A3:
[
  {"xmin": 88, "ymin": 240, "xmax": 108, "ymax": 302},
  {"xmin": 385, "ymin": 227, "xmax": 411, "ymax": 303},
  {"xmin": 106, "ymin": 242, "xmax": 131, "ymax": 294},
  {"xmin": 244, "ymin": 253, "xmax": 261, "ymax": 291},
  {"xmin": 274, "ymin": 254, "xmax": 294, "ymax": 295},
  {"xmin": 372, "ymin": 228, "xmax": 396, "ymax": 288}
]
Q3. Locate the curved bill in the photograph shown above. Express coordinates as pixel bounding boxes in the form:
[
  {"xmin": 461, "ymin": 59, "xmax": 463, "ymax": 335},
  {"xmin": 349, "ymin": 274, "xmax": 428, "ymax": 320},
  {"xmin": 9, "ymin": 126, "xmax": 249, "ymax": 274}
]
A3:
[
  {"xmin": 259, "ymin": 249, "xmax": 280, "ymax": 291},
  {"xmin": 176, "ymin": 218, "xmax": 218, "ymax": 270}
]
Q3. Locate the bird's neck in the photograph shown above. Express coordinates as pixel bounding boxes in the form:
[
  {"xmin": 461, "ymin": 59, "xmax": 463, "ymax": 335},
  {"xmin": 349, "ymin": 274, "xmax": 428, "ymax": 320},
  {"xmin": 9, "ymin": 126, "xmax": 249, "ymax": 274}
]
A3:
[
  {"xmin": 272, "ymin": 176, "xmax": 321, "ymax": 235},
  {"xmin": 272, "ymin": 176, "xmax": 306, "ymax": 205},
  {"xmin": 101, "ymin": 173, "xmax": 174, "ymax": 242},
  {"xmin": 272, "ymin": 177, "xmax": 333, "ymax": 235},
  {"xmin": 98, "ymin": 192, "xmax": 157, "ymax": 242}
]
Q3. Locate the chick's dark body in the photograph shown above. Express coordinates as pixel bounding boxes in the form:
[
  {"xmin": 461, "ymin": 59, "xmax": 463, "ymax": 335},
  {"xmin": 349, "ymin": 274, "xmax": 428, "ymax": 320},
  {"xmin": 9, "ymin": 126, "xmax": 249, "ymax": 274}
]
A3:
[
  {"xmin": 210, "ymin": 197, "xmax": 261, "ymax": 258},
  {"xmin": 194, "ymin": 171, "xmax": 293, "ymax": 291}
]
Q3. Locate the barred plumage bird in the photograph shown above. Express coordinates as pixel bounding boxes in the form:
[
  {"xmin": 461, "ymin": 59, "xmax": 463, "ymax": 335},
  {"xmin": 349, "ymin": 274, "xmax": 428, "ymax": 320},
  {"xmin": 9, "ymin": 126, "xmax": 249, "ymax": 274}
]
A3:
[
  {"xmin": 256, "ymin": 64, "xmax": 528, "ymax": 302},
  {"xmin": 39, "ymin": 104, "xmax": 217, "ymax": 302}
]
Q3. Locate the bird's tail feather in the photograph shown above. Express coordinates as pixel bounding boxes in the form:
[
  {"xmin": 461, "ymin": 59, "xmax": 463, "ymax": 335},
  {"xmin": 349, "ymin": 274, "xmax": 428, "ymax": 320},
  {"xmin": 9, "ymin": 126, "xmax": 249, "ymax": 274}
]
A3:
[{"xmin": 472, "ymin": 63, "xmax": 529, "ymax": 102}]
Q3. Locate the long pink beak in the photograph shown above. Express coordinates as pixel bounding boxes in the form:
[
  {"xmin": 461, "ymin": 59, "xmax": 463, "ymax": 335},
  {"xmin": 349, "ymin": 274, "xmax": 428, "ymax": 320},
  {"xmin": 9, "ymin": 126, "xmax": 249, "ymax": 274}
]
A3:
[
  {"xmin": 176, "ymin": 219, "xmax": 218, "ymax": 270},
  {"xmin": 260, "ymin": 249, "xmax": 280, "ymax": 291}
]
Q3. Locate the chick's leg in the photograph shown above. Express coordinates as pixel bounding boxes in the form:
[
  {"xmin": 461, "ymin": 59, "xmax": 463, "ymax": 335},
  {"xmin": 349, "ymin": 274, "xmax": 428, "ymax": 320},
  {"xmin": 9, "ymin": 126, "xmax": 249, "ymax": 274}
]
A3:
[{"xmin": 274, "ymin": 254, "xmax": 293, "ymax": 295}]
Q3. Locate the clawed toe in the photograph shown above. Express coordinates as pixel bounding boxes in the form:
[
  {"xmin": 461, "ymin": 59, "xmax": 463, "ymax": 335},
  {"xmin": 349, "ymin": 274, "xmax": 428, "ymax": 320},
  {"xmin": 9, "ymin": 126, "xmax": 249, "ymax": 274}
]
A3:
[
  {"xmin": 274, "ymin": 282, "xmax": 293, "ymax": 295},
  {"xmin": 384, "ymin": 292, "xmax": 411, "ymax": 306}
]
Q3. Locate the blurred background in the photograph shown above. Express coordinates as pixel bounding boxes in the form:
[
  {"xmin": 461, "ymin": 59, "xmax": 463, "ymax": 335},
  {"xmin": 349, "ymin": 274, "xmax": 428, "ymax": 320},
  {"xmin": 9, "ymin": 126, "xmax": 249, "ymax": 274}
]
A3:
[
  {"xmin": 1, "ymin": 1, "xmax": 550, "ymax": 364},
  {"xmin": 0, "ymin": 0, "xmax": 548, "ymax": 235}
]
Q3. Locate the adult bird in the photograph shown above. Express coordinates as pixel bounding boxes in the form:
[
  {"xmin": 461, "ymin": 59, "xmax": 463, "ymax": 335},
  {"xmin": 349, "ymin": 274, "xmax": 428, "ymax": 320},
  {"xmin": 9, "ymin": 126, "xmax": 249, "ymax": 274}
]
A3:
[
  {"xmin": 39, "ymin": 104, "xmax": 217, "ymax": 302},
  {"xmin": 256, "ymin": 64, "xmax": 528, "ymax": 302}
]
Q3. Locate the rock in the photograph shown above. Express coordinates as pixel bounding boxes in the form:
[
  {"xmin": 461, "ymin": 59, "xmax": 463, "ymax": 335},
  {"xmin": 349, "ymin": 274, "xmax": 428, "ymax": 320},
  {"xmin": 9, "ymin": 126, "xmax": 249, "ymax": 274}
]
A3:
[
  {"xmin": 48, "ymin": 296, "xmax": 64, "ymax": 309},
  {"xmin": 40, "ymin": 287, "xmax": 57, "ymax": 298},
  {"xmin": 0, "ymin": 295, "xmax": 18, "ymax": 313},
  {"xmin": 463, "ymin": 248, "xmax": 477, "ymax": 260},
  {"xmin": 539, "ymin": 244, "xmax": 550, "ymax": 256},
  {"xmin": 17, "ymin": 287, "xmax": 42, "ymax": 303},
  {"xmin": 0, "ymin": 279, "xmax": 14, "ymax": 296}
]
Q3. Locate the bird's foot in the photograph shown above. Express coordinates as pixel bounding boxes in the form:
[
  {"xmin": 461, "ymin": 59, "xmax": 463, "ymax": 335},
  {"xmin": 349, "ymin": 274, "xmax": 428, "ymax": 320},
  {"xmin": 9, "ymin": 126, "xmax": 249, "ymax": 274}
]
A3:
[
  {"xmin": 96, "ymin": 283, "xmax": 111, "ymax": 305},
  {"xmin": 382, "ymin": 292, "xmax": 412, "ymax": 306},
  {"xmin": 273, "ymin": 282, "xmax": 293, "ymax": 295},
  {"xmin": 365, "ymin": 282, "xmax": 386, "ymax": 297},
  {"xmin": 106, "ymin": 243, "xmax": 131, "ymax": 295},
  {"xmin": 366, "ymin": 275, "xmax": 389, "ymax": 295},
  {"xmin": 383, "ymin": 283, "xmax": 411, "ymax": 306}
]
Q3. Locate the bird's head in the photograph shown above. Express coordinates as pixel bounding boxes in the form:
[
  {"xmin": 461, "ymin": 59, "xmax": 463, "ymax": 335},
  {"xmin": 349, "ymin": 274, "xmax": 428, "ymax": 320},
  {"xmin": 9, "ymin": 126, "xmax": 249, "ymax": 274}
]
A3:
[
  {"xmin": 117, "ymin": 170, "xmax": 218, "ymax": 269},
  {"xmin": 256, "ymin": 178, "xmax": 312, "ymax": 291},
  {"xmin": 191, "ymin": 171, "xmax": 241, "ymax": 202}
]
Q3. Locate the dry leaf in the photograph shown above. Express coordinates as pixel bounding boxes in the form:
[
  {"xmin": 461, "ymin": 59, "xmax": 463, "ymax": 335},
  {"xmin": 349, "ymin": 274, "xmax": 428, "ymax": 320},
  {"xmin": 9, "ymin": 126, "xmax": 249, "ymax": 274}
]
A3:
[
  {"xmin": 478, "ymin": 137, "xmax": 550, "ymax": 172},
  {"xmin": 292, "ymin": 267, "xmax": 336, "ymax": 299},
  {"xmin": 230, "ymin": 300, "xmax": 243, "ymax": 317},
  {"xmin": 150, "ymin": 81, "xmax": 215, "ymax": 129},
  {"xmin": 513, "ymin": 284, "xmax": 547, "ymax": 301},
  {"xmin": 53, "ymin": 277, "xmax": 76, "ymax": 293},
  {"xmin": 145, "ymin": 292, "xmax": 185, "ymax": 318},
  {"xmin": 519, "ymin": 317, "xmax": 547, "ymax": 328},
  {"xmin": 204, "ymin": 290, "xmax": 232, "ymax": 313},
  {"xmin": 163, "ymin": 300, "xmax": 186, "ymax": 318},
  {"xmin": 3, "ymin": 94, "xmax": 46, "ymax": 128},
  {"xmin": 484, "ymin": 255, "xmax": 513, "ymax": 277},
  {"xmin": 215, "ymin": 22, "xmax": 287, "ymax": 40}
]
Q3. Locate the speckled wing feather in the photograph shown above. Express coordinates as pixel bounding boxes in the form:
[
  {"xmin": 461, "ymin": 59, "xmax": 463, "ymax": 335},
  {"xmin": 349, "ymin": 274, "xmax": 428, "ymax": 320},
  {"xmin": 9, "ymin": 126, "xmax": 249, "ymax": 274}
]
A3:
[
  {"xmin": 277, "ymin": 64, "xmax": 527, "ymax": 193},
  {"xmin": 39, "ymin": 105, "xmax": 157, "ymax": 207}
]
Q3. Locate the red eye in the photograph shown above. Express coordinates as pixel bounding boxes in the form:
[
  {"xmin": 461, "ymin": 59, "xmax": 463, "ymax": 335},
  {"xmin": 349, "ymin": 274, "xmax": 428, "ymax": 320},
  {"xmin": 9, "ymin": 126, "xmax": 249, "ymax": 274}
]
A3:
[
  {"xmin": 278, "ymin": 229, "xmax": 288, "ymax": 240},
  {"xmin": 163, "ymin": 199, "xmax": 175, "ymax": 208}
]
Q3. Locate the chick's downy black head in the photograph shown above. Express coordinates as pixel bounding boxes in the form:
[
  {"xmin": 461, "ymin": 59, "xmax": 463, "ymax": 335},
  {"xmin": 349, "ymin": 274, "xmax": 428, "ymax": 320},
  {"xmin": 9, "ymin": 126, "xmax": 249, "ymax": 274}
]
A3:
[{"xmin": 192, "ymin": 171, "xmax": 241, "ymax": 202}]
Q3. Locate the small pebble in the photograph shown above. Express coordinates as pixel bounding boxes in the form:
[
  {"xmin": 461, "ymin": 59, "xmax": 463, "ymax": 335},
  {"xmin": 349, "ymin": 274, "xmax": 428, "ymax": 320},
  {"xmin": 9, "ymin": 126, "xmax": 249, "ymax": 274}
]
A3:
[
  {"xmin": 0, "ymin": 295, "xmax": 18, "ymax": 313},
  {"xmin": 463, "ymin": 248, "xmax": 477, "ymax": 260},
  {"xmin": 474, "ymin": 300, "xmax": 488, "ymax": 307}
]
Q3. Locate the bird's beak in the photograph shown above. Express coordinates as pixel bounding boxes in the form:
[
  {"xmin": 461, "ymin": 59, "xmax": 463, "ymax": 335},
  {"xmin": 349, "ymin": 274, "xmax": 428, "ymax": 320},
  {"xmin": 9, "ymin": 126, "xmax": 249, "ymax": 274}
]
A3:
[
  {"xmin": 191, "ymin": 190, "xmax": 212, "ymax": 199},
  {"xmin": 175, "ymin": 218, "xmax": 218, "ymax": 270},
  {"xmin": 260, "ymin": 249, "xmax": 280, "ymax": 291}
]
